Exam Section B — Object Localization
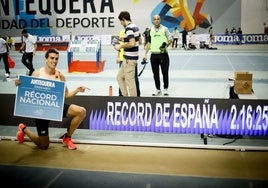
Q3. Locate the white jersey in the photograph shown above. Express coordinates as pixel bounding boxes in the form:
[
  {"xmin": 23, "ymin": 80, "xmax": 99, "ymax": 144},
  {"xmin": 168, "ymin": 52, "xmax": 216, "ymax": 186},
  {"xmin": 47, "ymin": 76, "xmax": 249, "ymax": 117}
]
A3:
[
  {"xmin": 0, "ymin": 38, "xmax": 7, "ymax": 54},
  {"xmin": 23, "ymin": 34, "xmax": 36, "ymax": 53}
]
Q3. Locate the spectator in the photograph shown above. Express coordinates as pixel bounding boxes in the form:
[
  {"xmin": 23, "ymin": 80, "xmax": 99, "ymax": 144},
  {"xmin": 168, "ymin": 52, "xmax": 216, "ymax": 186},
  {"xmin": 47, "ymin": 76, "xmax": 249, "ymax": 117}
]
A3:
[
  {"xmin": 189, "ymin": 33, "xmax": 197, "ymax": 50},
  {"xmin": 7, "ymin": 36, "xmax": 13, "ymax": 50},
  {"xmin": 225, "ymin": 28, "xmax": 229, "ymax": 35},
  {"xmin": 181, "ymin": 27, "xmax": 188, "ymax": 49},
  {"xmin": 237, "ymin": 27, "xmax": 243, "ymax": 45},
  {"xmin": 117, "ymin": 29, "xmax": 141, "ymax": 96},
  {"xmin": 231, "ymin": 27, "xmax": 236, "ymax": 34},
  {"xmin": 264, "ymin": 23, "xmax": 268, "ymax": 34},
  {"xmin": 172, "ymin": 27, "xmax": 180, "ymax": 49},
  {"xmin": 208, "ymin": 27, "xmax": 215, "ymax": 48},
  {"xmin": 142, "ymin": 27, "xmax": 150, "ymax": 50},
  {"xmin": 20, "ymin": 29, "xmax": 37, "ymax": 76},
  {"xmin": 0, "ymin": 36, "xmax": 10, "ymax": 81},
  {"xmin": 114, "ymin": 11, "xmax": 141, "ymax": 97},
  {"xmin": 143, "ymin": 14, "xmax": 172, "ymax": 96}
]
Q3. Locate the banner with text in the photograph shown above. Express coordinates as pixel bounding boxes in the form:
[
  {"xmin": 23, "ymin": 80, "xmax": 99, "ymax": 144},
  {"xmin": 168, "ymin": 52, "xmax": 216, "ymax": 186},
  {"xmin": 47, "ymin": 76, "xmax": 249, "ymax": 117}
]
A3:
[
  {"xmin": 0, "ymin": 0, "xmax": 241, "ymax": 36},
  {"xmin": 14, "ymin": 75, "xmax": 65, "ymax": 121},
  {"xmin": 88, "ymin": 96, "xmax": 268, "ymax": 136},
  {"xmin": 214, "ymin": 34, "xmax": 268, "ymax": 45}
]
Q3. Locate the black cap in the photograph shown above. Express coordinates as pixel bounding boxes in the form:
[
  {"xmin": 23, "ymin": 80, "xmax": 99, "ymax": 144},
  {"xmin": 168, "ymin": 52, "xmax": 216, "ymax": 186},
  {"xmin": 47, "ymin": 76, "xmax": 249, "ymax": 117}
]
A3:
[{"xmin": 21, "ymin": 29, "xmax": 28, "ymax": 34}]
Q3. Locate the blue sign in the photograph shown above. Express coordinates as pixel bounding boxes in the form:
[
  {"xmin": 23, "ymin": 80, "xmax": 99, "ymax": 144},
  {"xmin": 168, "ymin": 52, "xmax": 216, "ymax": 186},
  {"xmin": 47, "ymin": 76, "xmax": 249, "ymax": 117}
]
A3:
[{"xmin": 14, "ymin": 75, "xmax": 65, "ymax": 121}]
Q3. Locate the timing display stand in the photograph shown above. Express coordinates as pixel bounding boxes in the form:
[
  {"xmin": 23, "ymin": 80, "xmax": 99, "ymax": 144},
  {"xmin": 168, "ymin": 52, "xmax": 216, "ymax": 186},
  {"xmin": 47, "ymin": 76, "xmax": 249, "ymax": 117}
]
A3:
[{"xmin": 200, "ymin": 86, "xmax": 257, "ymax": 145}]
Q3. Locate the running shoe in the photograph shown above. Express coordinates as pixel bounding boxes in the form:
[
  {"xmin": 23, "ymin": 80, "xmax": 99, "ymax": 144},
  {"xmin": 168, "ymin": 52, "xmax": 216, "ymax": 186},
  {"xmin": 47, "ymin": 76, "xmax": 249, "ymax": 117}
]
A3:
[
  {"xmin": 152, "ymin": 90, "xmax": 162, "ymax": 96},
  {"xmin": 17, "ymin": 123, "xmax": 26, "ymax": 143},
  {"xmin": 62, "ymin": 135, "xmax": 77, "ymax": 150},
  {"xmin": 5, "ymin": 73, "xmax": 10, "ymax": 78},
  {"xmin": 163, "ymin": 89, "xmax": 169, "ymax": 96},
  {"xmin": 3, "ymin": 73, "xmax": 11, "ymax": 81}
]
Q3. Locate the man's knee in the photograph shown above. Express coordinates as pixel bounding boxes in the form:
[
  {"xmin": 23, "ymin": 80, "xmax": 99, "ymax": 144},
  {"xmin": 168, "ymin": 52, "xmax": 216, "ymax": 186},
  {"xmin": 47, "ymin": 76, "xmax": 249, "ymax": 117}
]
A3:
[
  {"xmin": 79, "ymin": 107, "xmax": 87, "ymax": 118},
  {"xmin": 116, "ymin": 73, "xmax": 123, "ymax": 83},
  {"xmin": 38, "ymin": 136, "xmax": 50, "ymax": 150},
  {"xmin": 39, "ymin": 143, "xmax": 49, "ymax": 150},
  {"xmin": 68, "ymin": 105, "xmax": 86, "ymax": 118},
  {"xmin": 74, "ymin": 105, "xmax": 86, "ymax": 119}
]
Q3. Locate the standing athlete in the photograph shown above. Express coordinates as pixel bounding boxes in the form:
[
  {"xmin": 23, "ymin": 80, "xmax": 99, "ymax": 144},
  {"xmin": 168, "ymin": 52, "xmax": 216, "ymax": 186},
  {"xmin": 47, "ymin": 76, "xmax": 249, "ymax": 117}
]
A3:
[{"xmin": 20, "ymin": 29, "xmax": 37, "ymax": 76}]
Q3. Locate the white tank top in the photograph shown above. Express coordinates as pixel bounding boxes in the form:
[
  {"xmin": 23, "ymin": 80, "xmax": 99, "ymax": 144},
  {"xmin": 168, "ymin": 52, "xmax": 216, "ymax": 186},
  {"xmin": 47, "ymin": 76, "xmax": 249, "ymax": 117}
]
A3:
[{"xmin": 39, "ymin": 67, "xmax": 61, "ymax": 81}]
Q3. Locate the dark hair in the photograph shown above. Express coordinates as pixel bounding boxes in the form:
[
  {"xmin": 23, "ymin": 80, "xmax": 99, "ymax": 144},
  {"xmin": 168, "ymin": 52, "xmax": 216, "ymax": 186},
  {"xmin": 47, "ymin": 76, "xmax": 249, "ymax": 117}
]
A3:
[
  {"xmin": 21, "ymin": 29, "xmax": 28, "ymax": 34},
  {"xmin": 45, "ymin": 48, "xmax": 59, "ymax": 58},
  {"xmin": 118, "ymin": 11, "xmax": 131, "ymax": 21}
]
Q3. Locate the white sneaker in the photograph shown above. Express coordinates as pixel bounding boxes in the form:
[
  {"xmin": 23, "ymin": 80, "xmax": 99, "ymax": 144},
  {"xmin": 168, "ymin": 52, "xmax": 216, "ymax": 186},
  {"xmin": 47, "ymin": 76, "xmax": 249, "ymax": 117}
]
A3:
[
  {"xmin": 3, "ymin": 73, "xmax": 10, "ymax": 81},
  {"xmin": 163, "ymin": 89, "xmax": 169, "ymax": 96},
  {"xmin": 152, "ymin": 90, "xmax": 162, "ymax": 96}
]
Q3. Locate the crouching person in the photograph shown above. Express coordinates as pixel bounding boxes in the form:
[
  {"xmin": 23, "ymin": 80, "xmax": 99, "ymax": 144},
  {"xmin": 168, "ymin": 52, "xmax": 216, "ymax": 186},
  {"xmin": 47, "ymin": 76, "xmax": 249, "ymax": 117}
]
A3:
[{"xmin": 15, "ymin": 48, "xmax": 88, "ymax": 150}]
